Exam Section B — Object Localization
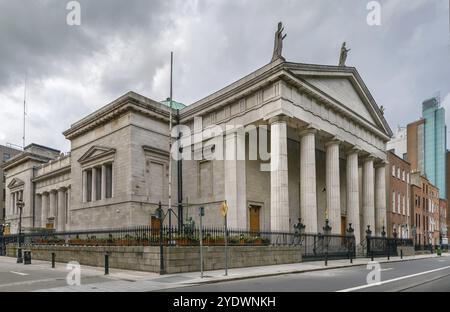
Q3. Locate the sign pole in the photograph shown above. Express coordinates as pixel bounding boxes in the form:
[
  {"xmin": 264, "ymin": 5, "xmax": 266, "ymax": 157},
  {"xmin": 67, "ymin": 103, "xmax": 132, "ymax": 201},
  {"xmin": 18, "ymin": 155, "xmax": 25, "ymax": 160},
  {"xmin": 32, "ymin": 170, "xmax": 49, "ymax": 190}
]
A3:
[{"xmin": 199, "ymin": 207, "xmax": 204, "ymax": 278}]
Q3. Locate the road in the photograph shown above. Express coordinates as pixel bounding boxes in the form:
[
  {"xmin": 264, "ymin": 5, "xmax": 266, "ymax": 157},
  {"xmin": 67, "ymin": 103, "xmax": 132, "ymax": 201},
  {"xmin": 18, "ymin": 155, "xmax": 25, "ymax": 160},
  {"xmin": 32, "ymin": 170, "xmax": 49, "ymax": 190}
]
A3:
[
  {"xmin": 164, "ymin": 255, "xmax": 450, "ymax": 292},
  {"xmin": 0, "ymin": 255, "xmax": 449, "ymax": 292}
]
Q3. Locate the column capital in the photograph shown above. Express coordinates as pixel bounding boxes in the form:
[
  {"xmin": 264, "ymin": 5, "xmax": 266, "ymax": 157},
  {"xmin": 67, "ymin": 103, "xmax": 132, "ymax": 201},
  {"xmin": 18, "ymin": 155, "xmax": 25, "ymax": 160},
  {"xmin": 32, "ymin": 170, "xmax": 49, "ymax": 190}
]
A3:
[
  {"xmin": 298, "ymin": 124, "xmax": 318, "ymax": 137},
  {"xmin": 362, "ymin": 155, "xmax": 376, "ymax": 163},
  {"xmin": 374, "ymin": 159, "xmax": 388, "ymax": 168},
  {"xmin": 324, "ymin": 137, "xmax": 341, "ymax": 148},
  {"xmin": 268, "ymin": 114, "xmax": 289, "ymax": 125},
  {"xmin": 345, "ymin": 145, "xmax": 362, "ymax": 156}
]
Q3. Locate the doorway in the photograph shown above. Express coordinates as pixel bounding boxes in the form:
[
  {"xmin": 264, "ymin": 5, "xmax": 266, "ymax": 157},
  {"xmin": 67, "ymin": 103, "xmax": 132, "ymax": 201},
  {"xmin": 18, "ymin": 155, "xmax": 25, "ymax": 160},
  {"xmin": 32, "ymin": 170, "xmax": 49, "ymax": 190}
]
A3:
[
  {"xmin": 341, "ymin": 216, "xmax": 347, "ymax": 236},
  {"xmin": 249, "ymin": 205, "xmax": 261, "ymax": 233}
]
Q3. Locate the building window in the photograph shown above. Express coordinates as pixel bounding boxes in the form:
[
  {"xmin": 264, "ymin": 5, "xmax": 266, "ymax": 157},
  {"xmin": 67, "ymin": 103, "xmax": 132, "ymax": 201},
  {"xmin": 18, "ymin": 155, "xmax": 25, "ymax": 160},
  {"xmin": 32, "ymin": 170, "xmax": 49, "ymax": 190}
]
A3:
[
  {"xmin": 95, "ymin": 167, "xmax": 102, "ymax": 201},
  {"xmin": 402, "ymin": 170, "xmax": 405, "ymax": 181},
  {"xmin": 86, "ymin": 169, "xmax": 92, "ymax": 202},
  {"xmin": 105, "ymin": 163, "xmax": 113, "ymax": 199},
  {"xmin": 392, "ymin": 192, "xmax": 395, "ymax": 212},
  {"xmin": 392, "ymin": 165, "xmax": 395, "ymax": 176},
  {"xmin": 397, "ymin": 192, "xmax": 401, "ymax": 213},
  {"xmin": 3, "ymin": 153, "xmax": 10, "ymax": 162},
  {"xmin": 397, "ymin": 168, "xmax": 400, "ymax": 179}
]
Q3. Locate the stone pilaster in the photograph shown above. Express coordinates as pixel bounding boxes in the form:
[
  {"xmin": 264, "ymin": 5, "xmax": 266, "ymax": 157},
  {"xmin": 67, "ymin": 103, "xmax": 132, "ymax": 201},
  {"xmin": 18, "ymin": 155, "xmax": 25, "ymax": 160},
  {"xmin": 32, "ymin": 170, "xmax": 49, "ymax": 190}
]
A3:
[
  {"xmin": 41, "ymin": 192, "xmax": 49, "ymax": 228},
  {"xmin": 49, "ymin": 191, "xmax": 56, "ymax": 220},
  {"xmin": 375, "ymin": 162, "xmax": 387, "ymax": 236},
  {"xmin": 362, "ymin": 157, "xmax": 375, "ymax": 236},
  {"xmin": 346, "ymin": 148, "xmax": 360, "ymax": 242},
  {"xmin": 35, "ymin": 194, "xmax": 42, "ymax": 228},
  {"xmin": 92, "ymin": 168, "xmax": 97, "ymax": 202},
  {"xmin": 101, "ymin": 164, "xmax": 107, "ymax": 200},
  {"xmin": 224, "ymin": 129, "xmax": 247, "ymax": 229},
  {"xmin": 57, "ymin": 188, "xmax": 66, "ymax": 232},
  {"xmin": 269, "ymin": 116, "xmax": 289, "ymax": 232},
  {"xmin": 82, "ymin": 170, "xmax": 87, "ymax": 202},
  {"xmin": 326, "ymin": 139, "xmax": 341, "ymax": 234},
  {"xmin": 299, "ymin": 128, "xmax": 317, "ymax": 234}
]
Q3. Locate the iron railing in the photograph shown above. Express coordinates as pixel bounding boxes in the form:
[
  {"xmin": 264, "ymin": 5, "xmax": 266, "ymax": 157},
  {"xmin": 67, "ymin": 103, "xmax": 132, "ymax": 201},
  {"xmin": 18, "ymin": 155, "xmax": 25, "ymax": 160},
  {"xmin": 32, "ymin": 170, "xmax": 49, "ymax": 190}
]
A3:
[
  {"xmin": 0, "ymin": 226, "xmax": 356, "ymax": 261},
  {"xmin": 366, "ymin": 236, "xmax": 414, "ymax": 257}
]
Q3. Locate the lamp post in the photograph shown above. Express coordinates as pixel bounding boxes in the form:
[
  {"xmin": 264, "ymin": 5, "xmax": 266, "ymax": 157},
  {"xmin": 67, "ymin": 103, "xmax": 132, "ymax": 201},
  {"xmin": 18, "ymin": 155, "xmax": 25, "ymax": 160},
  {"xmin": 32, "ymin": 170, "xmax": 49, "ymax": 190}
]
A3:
[{"xmin": 16, "ymin": 199, "xmax": 24, "ymax": 264}]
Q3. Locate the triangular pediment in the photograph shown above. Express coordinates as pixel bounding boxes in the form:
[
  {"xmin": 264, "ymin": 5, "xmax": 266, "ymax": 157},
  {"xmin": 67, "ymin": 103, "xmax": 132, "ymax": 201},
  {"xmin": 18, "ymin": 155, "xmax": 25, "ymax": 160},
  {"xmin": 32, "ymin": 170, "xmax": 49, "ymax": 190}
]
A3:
[
  {"xmin": 285, "ymin": 64, "xmax": 392, "ymax": 138},
  {"xmin": 304, "ymin": 77, "xmax": 374, "ymax": 122},
  {"xmin": 7, "ymin": 178, "xmax": 24, "ymax": 189},
  {"xmin": 78, "ymin": 146, "xmax": 116, "ymax": 164}
]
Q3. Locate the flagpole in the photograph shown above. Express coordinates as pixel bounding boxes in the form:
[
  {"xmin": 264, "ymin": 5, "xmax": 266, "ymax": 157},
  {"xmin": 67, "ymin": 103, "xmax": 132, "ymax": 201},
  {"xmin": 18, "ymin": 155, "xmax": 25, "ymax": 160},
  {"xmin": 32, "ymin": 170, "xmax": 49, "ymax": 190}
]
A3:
[{"xmin": 168, "ymin": 52, "xmax": 173, "ymax": 230}]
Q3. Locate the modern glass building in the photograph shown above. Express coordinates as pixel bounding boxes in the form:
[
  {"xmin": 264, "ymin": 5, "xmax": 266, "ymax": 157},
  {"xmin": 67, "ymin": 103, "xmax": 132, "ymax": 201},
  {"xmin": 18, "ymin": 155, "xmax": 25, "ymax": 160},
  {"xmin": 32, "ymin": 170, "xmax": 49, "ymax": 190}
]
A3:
[{"xmin": 422, "ymin": 97, "xmax": 447, "ymax": 199}]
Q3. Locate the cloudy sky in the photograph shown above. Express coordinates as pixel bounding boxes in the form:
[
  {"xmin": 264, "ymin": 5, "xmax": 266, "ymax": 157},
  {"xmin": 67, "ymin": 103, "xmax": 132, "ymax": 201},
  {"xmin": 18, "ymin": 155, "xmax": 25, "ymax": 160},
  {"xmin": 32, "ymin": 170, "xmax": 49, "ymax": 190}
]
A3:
[{"xmin": 0, "ymin": 0, "xmax": 449, "ymax": 152}]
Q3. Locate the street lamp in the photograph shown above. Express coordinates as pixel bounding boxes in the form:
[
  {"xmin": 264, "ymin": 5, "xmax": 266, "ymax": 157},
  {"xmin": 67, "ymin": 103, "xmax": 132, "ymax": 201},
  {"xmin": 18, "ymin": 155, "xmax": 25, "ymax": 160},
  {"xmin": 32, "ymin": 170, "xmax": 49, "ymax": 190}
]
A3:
[{"xmin": 16, "ymin": 199, "xmax": 24, "ymax": 264}]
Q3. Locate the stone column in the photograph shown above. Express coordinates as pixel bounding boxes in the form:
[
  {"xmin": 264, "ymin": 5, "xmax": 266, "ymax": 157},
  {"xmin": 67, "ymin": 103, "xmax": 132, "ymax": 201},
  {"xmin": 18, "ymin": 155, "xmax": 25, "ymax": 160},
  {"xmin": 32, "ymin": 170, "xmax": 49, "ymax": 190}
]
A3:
[
  {"xmin": 101, "ymin": 164, "xmax": 107, "ymax": 200},
  {"xmin": 326, "ymin": 139, "xmax": 341, "ymax": 234},
  {"xmin": 362, "ymin": 157, "xmax": 375, "ymax": 236},
  {"xmin": 224, "ymin": 129, "xmax": 247, "ymax": 229},
  {"xmin": 92, "ymin": 168, "xmax": 97, "ymax": 202},
  {"xmin": 300, "ymin": 128, "xmax": 318, "ymax": 233},
  {"xmin": 57, "ymin": 189, "xmax": 66, "ymax": 232},
  {"xmin": 375, "ymin": 163, "xmax": 387, "ymax": 236},
  {"xmin": 346, "ymin": 148, "xmax": 361, "ymax": 243},
  {"xmin": 41, "ymin": 192, "xmax": 49, "ymax": 228},
  {"xmin": 269, "ymin": 116, "xmax": 289, "ymax": 232},
  {"xmin": 82, "ymin": 170, "xmax": 87, "ymax": 202}
]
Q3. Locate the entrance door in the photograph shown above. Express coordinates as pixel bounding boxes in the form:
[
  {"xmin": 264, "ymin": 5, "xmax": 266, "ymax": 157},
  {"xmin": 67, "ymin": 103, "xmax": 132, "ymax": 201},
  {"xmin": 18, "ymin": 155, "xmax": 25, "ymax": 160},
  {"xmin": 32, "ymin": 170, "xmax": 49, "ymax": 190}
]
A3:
[
  {"xmin": 249, "ymin": 205, "xmax": 261, "ymax": 233},
  {"xmin": 341, "ymin": 216, "xmax": 347, "ymax": 236},
  {"xmin": 151, "ymin": 216, "xmax": 161, "ymax": 235}
]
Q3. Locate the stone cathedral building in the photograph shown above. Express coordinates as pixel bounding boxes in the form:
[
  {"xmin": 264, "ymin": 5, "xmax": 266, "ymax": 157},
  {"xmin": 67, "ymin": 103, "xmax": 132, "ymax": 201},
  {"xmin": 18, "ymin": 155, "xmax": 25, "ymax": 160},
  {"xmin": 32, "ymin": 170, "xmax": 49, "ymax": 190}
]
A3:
[{"xmin": 3, "ymin": 32, "xmax": 392, "ymax": 243}]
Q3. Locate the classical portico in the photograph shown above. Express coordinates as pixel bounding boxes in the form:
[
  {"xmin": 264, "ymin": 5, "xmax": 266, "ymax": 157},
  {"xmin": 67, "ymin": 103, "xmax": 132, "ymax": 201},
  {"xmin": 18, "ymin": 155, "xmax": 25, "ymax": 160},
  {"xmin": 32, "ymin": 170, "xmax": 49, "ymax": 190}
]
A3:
[{"xmin": 181, "ymin": 58, "xmax": 392, "ymax": 242}]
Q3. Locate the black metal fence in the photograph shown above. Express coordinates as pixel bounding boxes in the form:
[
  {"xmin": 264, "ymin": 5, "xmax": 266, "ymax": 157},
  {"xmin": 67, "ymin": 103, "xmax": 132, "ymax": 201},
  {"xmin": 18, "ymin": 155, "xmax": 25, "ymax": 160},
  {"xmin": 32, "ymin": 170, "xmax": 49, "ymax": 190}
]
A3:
[
  {"xmin": 367, "ymin": 236, "xmax": 413, "ymax": 257},
  {"xmin": 0, "ymin": 226, "xmax": 356, "ymax": 261}
]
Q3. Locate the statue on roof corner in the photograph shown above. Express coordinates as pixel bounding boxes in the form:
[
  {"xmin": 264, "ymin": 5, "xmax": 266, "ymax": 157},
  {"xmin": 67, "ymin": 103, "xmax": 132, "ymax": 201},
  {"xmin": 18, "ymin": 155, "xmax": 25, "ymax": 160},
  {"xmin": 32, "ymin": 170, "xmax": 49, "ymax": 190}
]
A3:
[
  {"xmin": 339, "ymin": 42, "xmax": 350, "ymax": 66},
  {"xmin": 271, "ymin": 22, "xmax": 287, "ymax": 62}
]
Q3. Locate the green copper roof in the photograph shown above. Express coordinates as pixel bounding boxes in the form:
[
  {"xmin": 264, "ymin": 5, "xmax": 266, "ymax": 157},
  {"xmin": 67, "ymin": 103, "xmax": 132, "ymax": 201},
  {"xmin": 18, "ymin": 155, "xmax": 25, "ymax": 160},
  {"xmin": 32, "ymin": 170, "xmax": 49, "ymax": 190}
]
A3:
[{"xmin": 160, "ymin": 99, "xmax": 186, "ymax": 110}]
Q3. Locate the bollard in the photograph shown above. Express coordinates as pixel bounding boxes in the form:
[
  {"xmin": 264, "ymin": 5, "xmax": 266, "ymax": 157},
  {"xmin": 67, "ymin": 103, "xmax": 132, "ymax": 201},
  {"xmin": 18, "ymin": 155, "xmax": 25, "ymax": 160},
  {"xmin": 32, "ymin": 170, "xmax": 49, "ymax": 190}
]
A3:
[
  {"xmin": 104, "ymin": 254, "xmax": 109, "ymax": 275},
  {"xmin": 371, "ymin": 251, "xmax": 374, "ymax": 261},
  {"xmin": 350, "ymin": 252, "xmax": 353, "ymax": 264},
  {"xmin": 51, "ymin": 252, "xmax": 55, "ymax": 268},
  {"xmin": 23, "ymin": 250, "xmax": 31, "ymax": 265},
  {"xmin": 401, "ymin": 249, "xmax": 403, "ymax": 259},
  {"xmin": 325, "ymin": 252, "xmax": 328, "ymax": 266}
]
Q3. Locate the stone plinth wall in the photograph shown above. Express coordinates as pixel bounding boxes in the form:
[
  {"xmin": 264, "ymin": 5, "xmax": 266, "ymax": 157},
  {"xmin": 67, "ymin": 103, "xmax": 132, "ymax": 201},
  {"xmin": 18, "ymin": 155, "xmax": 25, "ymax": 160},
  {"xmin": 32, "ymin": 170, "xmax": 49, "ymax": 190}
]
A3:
[
  {"xmin": 6, "ymin": 245, "xmax": 302, "ymax": 274},
  {"xmin": 397, "ymin": 246, "xmax": 415, "ymax": 257}
]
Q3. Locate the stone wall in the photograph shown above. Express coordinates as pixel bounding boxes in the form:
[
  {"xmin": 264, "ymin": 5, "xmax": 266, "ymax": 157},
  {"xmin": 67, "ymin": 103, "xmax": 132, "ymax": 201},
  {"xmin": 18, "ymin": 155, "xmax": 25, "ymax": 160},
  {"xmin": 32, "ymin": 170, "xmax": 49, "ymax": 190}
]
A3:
[{"xmin": 6, "ymin": 245, "xmax": 302, "ymax": 274}]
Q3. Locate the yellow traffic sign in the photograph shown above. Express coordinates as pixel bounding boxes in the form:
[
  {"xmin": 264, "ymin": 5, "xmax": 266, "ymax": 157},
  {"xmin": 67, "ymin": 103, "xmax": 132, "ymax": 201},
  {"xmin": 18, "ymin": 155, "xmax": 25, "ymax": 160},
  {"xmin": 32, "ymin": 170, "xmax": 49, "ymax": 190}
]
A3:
[{"xmin": 220, "ymin": 201, "xmax": 229, "ymax": 217}]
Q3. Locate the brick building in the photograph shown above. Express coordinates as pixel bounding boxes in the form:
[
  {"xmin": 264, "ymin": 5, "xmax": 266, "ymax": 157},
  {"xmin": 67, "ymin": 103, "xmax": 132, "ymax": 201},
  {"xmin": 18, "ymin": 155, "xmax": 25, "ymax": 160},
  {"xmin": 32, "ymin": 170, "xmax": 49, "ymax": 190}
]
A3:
[
  {"xmin": 410, "ymin": 172, "xmax": 439, "ymax": 246},
  {"xmin": 387, "ymin": 150, "xmax": 411, "ymax": 238}
]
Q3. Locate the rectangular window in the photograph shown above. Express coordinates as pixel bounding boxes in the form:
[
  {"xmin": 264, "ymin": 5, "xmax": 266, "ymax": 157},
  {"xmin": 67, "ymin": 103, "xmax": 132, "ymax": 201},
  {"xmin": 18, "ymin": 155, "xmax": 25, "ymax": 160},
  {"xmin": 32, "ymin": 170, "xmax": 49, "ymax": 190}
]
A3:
[
  {"xmin": 86, "ymin": 169, "xmax": 92, "ymax": 202},
  {"xmin": 95, "ymin": 167, "xmax": 102, "ymax": 201},
  {"xmin": 397, "ymin": 193, "xmax": 401, "ymax": 213},
  {"xmin": 392, "ymin": 192, "xmax": 395, "ymax": 212},
  {"xmin": 392, "ymin": 165, "xmax": 395, "ymax": 176},
  {"xmin": 3, "ymin": 153, "xmax": 10, "ymax": 162},
  {"xmin": 402, "ymin": 170, "xmax": 405, "ymax": 181},
  {"xmin": 105, "ymin": 163, "xmax": 113, "ymax": 199}
]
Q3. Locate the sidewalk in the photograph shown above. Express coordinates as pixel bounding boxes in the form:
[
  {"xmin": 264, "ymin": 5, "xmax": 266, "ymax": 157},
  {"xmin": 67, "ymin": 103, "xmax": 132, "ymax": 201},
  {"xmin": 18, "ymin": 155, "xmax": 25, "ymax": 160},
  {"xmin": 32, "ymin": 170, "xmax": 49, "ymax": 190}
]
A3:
[{"xmin": 37, "ymin": 252, "xmax": 446, "ymax": 292}]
